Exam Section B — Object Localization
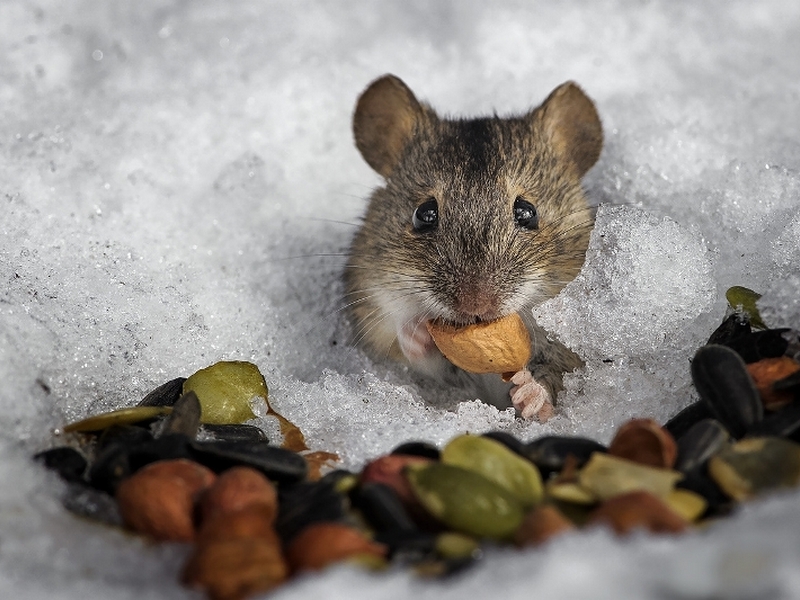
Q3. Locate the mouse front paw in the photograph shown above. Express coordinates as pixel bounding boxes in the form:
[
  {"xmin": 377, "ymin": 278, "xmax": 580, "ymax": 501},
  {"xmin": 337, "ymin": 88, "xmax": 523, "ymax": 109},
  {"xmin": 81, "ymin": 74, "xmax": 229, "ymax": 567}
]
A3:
[
  {"xmin": 509, "ymin": 369, "xmax": 554, "ymax": 422},
  {"xmin": 397, "ymin": 317, "xmax": 437, "ymax": 363}
]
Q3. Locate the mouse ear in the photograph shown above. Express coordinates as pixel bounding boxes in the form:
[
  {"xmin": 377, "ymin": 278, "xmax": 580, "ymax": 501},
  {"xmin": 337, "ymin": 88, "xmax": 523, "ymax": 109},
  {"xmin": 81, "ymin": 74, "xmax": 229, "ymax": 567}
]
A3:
[
  {"xmin": 353, "ymin": 75, "xmax": 424, "ymax": 177},
  {"xmin": 536, "ymin": 82, "xmax": 603, "ymax": 177}
]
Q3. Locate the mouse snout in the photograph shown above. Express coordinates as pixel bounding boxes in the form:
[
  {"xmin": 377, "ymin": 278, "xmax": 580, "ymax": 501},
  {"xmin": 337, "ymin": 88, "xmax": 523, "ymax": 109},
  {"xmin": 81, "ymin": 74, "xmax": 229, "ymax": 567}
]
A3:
[{"xmin": 452, "ymin": 284, "xmax": 502, "ymax": 322}]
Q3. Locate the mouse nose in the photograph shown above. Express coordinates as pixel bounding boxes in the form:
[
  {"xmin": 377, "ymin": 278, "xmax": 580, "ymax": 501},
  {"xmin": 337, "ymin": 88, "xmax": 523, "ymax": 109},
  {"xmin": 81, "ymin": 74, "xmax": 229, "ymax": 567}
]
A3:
[{"xmin": 454, "ymin": 288, "xmax": 502, "ymax": 321}]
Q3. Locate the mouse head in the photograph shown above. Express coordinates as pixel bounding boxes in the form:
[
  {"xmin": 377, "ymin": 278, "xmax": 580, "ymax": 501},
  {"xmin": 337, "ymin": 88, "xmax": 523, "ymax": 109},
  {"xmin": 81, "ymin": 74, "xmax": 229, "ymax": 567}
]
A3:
[{"xmin": 350, "ymin": 74, "xmax": 602, "ymax": 325}]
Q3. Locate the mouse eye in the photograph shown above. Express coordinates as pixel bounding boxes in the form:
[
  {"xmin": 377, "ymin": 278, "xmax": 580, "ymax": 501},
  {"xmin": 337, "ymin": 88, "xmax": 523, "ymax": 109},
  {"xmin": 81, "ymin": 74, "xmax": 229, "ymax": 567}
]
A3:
[
  {"xmin": 412, "ymin": 198, "xmax": 439, "ymax": 233},
  {"xmin": 513, "ymin": 197, "xmax": 539, "ymax": 230}
]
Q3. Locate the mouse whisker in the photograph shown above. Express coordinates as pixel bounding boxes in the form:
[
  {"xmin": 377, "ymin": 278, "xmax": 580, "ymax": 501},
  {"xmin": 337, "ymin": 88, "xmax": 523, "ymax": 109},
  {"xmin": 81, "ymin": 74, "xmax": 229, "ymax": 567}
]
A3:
[{"xmin": 346, "ymin": 286, "xmax": 433, "ymax": 351}]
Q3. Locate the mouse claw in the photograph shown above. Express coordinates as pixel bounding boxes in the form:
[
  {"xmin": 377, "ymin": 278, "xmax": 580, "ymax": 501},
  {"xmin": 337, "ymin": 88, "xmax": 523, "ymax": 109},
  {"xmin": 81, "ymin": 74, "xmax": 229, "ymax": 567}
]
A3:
[{"xmin": 510, "ymin": 369, "xmax": 554, "ymax": 422}]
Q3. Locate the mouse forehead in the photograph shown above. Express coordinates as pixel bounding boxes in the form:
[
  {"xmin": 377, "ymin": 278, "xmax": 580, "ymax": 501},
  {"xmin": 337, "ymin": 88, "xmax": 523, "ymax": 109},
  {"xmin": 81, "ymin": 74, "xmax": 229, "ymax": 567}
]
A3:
[
  {"xmin": 425, "ymin": 117, "xmax": 531, "ymax": 209},
  {"xmin": 435, "ymin": 117, "xmax": 510, "ymax": 179}
]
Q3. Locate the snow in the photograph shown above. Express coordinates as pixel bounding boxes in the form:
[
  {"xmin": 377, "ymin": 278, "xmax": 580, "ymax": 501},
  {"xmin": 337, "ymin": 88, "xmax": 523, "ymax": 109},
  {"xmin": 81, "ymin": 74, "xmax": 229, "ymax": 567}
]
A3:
[{"xmin": 1, "ymin": 1, "xmax": 800, "ymax": 598}]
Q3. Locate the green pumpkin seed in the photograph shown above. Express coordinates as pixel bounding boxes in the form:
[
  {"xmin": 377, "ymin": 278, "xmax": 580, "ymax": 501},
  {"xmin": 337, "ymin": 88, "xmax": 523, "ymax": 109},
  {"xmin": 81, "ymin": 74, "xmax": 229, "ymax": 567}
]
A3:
[
  {"xmin": 405, "ymin": 463, "xmax": 524, "ymax": 540},
  {"xmin": 546, "ymin": 481, "xmax": 597, "ymax": 505},
  {"xmin": 708, "ymin": 437, "xmax": 800, "ymax": 501},
  {"xmin": 63, "ymin": 406, "xmax": 173, "ymax": 433},
  {"xmin": 183, "ymin": 361, "xmax": 266, "ymax": 424},
  {"xmin": 725, "ymin": 285, "xmax": 766, "ymax": 329},
  {"xmin": 435, "ymin": 532, "xmax": 480, "ymax": 560},
  {"xmin": 665, "ymin": 488, "xmax": 707, "ymax": 522},
  {"xmin": 441, "ymin": 434, "xmax": 543, "ymax": 508},
  {"xmin": 578, "ymin": 452, "xmax": 683, "ymax": 500}
]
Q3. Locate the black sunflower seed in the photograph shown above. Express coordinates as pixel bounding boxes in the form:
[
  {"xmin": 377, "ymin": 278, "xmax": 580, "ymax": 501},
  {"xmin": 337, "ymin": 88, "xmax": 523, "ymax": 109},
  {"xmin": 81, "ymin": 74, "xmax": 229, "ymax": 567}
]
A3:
[
  {"xmin": 190, "ymin": 440, "xmax": 307, "ymax": 483},
  {"xmin": 690, "ymin": 344, "xmax": 763, "ymax": 438},
  {"xmin": 675, "ymin": 419, "xmax": 730, "ymax": 473},
  {"xmin": 390, "ymin": 441, "xmax": 440, "ymax": 460},
  {"xmin": 137, "ymin": 377, "xmax": 186, "ymax": 407},
  {"xmin": 352, "ymin": 482, "xmax": 417, "ymax": 533},
  {"xmin": 524, "ymin": 435, "xmax": 606, "ymax": 475},
  {"xmin": 33, "ymin": 447, "xmax": 88, "ymax": 483},
  {"xmin": 664, "ymin": 401, "xmax": 714, "ymax": 440}
]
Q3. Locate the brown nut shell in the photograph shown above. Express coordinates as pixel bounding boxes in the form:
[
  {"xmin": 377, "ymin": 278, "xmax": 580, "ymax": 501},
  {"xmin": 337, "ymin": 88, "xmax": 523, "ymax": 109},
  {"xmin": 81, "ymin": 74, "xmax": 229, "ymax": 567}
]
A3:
[
  {"xmin": 426, "ymin": 313, "xmax": 531, "ymax": 374},
  {"xmin": 608, "ymin": 418, "xmax": 678, "ymax": 469},
  {"xmin": 116, "ymin": 459, "xmax": 216, "ymax": 542}
]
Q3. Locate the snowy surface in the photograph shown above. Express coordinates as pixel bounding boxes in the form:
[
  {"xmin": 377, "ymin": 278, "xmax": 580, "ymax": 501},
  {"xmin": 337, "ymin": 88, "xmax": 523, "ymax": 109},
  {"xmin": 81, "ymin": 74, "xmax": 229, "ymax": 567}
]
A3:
[{"xmin": 1, "ymin": 1, "xmax": 800, "ymax": 598}]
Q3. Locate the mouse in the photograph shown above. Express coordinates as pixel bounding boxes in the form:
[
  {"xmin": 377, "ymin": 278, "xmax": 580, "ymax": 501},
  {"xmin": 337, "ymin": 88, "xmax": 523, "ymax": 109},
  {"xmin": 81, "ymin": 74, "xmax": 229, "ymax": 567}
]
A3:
[{"xmin": 344, "ymin": 74, "xmax": 602, "ymax": 420}]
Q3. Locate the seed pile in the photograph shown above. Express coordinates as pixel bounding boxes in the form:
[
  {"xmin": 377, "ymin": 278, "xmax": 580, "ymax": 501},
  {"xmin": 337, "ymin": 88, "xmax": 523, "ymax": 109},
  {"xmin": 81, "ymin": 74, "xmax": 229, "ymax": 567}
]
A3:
[{"xmin": 33, "ymin": 288, "xmax": 800, "ymax": 600}]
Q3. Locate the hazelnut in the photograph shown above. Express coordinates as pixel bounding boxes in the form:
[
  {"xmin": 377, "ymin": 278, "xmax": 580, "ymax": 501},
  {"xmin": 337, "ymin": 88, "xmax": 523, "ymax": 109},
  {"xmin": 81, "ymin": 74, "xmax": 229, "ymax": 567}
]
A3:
[
  {"xmin": 116, "ymin": 459, "xmax": 216, "ymax": 542},
  {"xmin": 588, "ymin": 490, "xmax": 687, "ymax": 535},
  {"xmin": 286, "ymin": 522, "xmax": 387, "ymax": 573},
  {"xmin": 426, "ymin": 313, "xmax": 531, "ymax": 375},
  {"xmin": 199, "ymin": 466, "xmax": 278, "ymax": 524},
  {"xmin": 183, "ymin": 536, "xmax": 288, "ymax": 600}
]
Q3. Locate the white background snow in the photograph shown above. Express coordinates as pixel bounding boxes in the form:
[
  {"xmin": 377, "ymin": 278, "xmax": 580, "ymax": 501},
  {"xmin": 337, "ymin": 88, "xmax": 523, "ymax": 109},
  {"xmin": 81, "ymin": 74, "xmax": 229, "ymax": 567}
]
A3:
[{"xmin": 1, "ymin": 1, "xmax": 800, "ymax": 598}]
